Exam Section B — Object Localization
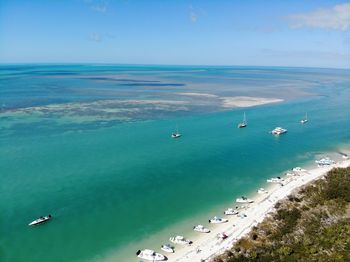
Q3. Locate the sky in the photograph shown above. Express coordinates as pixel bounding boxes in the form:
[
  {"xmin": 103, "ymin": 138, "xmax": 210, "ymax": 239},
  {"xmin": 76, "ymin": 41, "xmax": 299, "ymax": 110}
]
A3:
[{"xmin": 0, "ymin": 0, "xmax": 350, "ymax": 68}]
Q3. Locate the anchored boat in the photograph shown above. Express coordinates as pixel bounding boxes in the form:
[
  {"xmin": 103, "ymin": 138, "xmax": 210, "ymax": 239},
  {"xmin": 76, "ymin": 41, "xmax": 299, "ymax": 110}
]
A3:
[{"xmin": 28, "ymin": 215, "xmax": 52, "ymax": 226}]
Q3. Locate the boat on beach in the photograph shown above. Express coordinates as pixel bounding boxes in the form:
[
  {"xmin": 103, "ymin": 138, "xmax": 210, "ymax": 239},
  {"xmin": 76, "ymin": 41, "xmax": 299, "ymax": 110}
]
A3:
[
  {"xmin": 236, "ymin": 196, "xmax": 254, "ymax": 203},
  {"xmin": 136, "ymin": 249, "xmax": 166, "ymax": 261},
  {"xmin": 209, "ymin": 216, "xmax": 228, "ymax": 224},
  {"xmin": 161, "ymin": 244, "xmax": 174, "ymax": 253},
  {"xmin": 257, "ymin": 188, "xmax": 268, "ymax": 194},
  {"xmin": 224, "ymin": 208, "xmax": 239, "ymax": 215},
  {"xmin": 28, "ymin": 215, "xmax": 52, "ymax": 226},
  {"xmin": 339, "ymin": 152, "xmax": 349, "ymax": 159},
  {"xmin": 193, "ymin": 224, "xmax": 210, "ymax": 233},
  {"xmin": 217, "ymin": 232, "xmax": 228, "ymax": 240},
  {"xmin": 292, "ymin": 167, "xmax": 306, "ymax": 172},
  {"xmin": 169, "ymin": 235, "xmax": 192, "ymax": 245},
  {"xmin": 315, "ymin": 157, "xmax": 335, "ymax": 166},
  {"xmin": 237, "ymin": 112, "xmax": 247, "ymax": 128},
  {"xmin": 271, "ymin": 127, "xmax": 288, "ymax": 135},
  {"xmin": 267, "ymin": 176, "xmax": 284, "ymax": 183}
]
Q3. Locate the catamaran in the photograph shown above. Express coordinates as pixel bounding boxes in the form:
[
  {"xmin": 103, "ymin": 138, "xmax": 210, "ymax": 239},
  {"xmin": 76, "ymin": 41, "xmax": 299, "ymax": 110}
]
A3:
[
  {"xmin": 28, "ymin": 215, "xmax": 52, "ymax": 226},
  {"xmin": 237, "ymin": 112, "xmax": 247, "ymax": 128},
  {"xmin": 300, "ymin": 113, "xmax": 308, "ymax": 124},
  {"xmin": 208, "ymin": 216, "xmax": 228, "ymax": 224},
  {"xmin": 136, "ymin": 249, "xmax": 166, "ymax": 261},
  {"xmin": 193, "ymin": 224, "xmax": 210, "ymax": 233},
  {"xmin": 271, "ymin": 127, "xmax": 288, "ymax": 135},
  {"xmin": 169, "ymin": 235, "xmax": 192, "ymax": 245},
  {"xmin": 236, "ymin": 196, "xmax": 254, "ymax": 203},
  {"xmin": 171, "ymin": 124, "xmax": 181, "ymax": 138}
]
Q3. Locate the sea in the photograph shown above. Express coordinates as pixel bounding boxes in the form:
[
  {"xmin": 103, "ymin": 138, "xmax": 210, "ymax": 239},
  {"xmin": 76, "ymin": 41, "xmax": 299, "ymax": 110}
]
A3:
[{"xmin": 1, "ymin": 64, "xmax": 350, "ymax": 262}]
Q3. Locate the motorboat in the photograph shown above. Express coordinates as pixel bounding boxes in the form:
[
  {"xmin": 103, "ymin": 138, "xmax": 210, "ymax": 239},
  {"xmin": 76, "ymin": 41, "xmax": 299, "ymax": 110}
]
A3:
[
  {"xmin": 239, "ymin": 213, "xmax": 247, "ymax": 218},
  {"xmin": 237, "ymin": 112, "xmax": 247, "ymax": 128},
  {"xmin": 236, "ymin": 196, "xmax": 254, "ymax": 203},
  {"xmin": 271, "ymin": 127, "xmax": 287, "ymax": 135},
  {"xmin": 193, "ymin": 224, "xmax": 210, "ymax": 233},
  {"xmin": 285, "ymin": 172, "xmax": 295, "ymax": 177},
  {"xmin": 161, "ymin": 244, "xmax": 174, "ymax": 253},
  {"xmin": 209, "ymin": 216, "xmax": 228, "ymax": 224},
  {"xmin": 339, "ymin": 152, "xmax": 349, "ymax": 159},
  {"xmin": 292, "ymin": 167, "xmax": 306, "ymax": 172},
  {"xmin": 224, "ymin": 208, "xmax": 239, "ymax": 215},
  {"xmin": 169, "ymin": 235, "xmax": 192, "ymax": 245},
  {"xmin": 136, "ymin": 249, "xmax": 166, "ymax": 261},
  {"xmin": 217, "ymin": 232, "xmax": 228, "ymax": 240},
  {"xmin": 171, "ymin": 133, "xmax": 181, "ymax": 139},
  {"xmin": 257, "ymin": 188, "xmax": 268, "ymax": 194},
  {"xmin": 267, "ymin": 177, "xmax": 284, "ymax": 183},
  {"xmin": 315, "ymin": 157, "xmax": 335, "ymax": 166},
  {"xmin": 28, "ymin": 215, "xmax": 52, "ymax": 226}
]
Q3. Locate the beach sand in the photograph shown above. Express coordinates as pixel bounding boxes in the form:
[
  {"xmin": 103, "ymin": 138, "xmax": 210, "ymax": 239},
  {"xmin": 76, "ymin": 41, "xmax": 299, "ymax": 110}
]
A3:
[{"xmin": 164, "ymin": 158, "xmax": 350, "ymax": 262}]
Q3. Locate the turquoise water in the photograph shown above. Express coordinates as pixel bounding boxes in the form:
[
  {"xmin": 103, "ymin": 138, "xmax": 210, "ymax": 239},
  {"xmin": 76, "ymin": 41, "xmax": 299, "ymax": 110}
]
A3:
[{"xmin": 1, "ymin": 65, "xmax": 350, "ymax": 261}]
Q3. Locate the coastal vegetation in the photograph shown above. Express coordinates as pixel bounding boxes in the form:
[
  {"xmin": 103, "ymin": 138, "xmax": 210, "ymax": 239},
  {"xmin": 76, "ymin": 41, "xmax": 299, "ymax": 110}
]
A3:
[{"xmin": 213, "ymin": 167, "xmax": 350, "ymax": 262}]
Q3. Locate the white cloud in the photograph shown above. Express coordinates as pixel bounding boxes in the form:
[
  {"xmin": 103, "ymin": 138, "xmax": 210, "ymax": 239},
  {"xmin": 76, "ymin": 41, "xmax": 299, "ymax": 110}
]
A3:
[{"xmin": 287, "ymin": 3, "xmax": 350, "ymax": 31}]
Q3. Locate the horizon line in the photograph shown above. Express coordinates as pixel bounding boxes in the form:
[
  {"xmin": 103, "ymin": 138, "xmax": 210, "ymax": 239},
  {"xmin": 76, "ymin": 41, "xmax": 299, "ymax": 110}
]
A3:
[{"xmin": 1, "ymin": 62, "xmax": 349, "ymax": 71}]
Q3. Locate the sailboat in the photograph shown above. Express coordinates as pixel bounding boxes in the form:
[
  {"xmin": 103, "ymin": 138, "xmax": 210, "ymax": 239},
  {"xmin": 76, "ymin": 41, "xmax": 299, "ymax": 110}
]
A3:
[
  {"xmin": 237, "ymin": 112, "xmax": 247, "ymax": 128},
  {"xmin": 300, "ymin": 113, "xmax": 308, "ymax": 124},
  {"xmin": 171, "ymin": 124, "xmax": 181, "ymax": 138}
]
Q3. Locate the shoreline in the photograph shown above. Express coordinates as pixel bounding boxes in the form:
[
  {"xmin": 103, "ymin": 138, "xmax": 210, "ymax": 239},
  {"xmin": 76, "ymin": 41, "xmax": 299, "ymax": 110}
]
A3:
[{"xmin": 164, "ymin": 156, "xmax": 350, "ymax": 262}]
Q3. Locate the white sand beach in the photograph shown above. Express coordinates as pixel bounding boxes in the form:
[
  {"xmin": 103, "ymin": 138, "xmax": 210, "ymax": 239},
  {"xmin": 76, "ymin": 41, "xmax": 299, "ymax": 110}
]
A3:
[{"xmin": 164, "ymin": 158, "xmax": 350, "ymax": 262}]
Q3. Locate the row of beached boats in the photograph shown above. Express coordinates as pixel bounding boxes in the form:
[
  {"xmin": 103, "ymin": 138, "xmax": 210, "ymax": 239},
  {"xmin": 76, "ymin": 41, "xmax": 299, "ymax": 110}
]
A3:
[{"xmin": 136, "ymin": 195, "xmax": 257, "ymax": 260}]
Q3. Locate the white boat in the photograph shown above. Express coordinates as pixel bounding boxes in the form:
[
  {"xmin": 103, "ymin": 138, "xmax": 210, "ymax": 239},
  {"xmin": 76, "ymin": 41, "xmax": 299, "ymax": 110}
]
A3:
[
  {"xmin": 267, "ymin": 176, "xmax": 284, "ymax": 183},
  {"xmin": 239, "ymin": 213, "xmax": 247, "ymax": 218},
  {"xmin": 171, "ymin": 124, "xmax": 181, "ymax": 139},
  {"xmin": 315, "ymin": 157, "xmax": 335, "ymax": 166},
  {"xmin": 257, "ymin": 188, "xmax": 268, "ymax": 194},
  {"xmin": 236, "ymin": 196, "xmax": 254, "ymax": 203},
  {"xmin": 237, "ymin": 112, "xmax": 247, "ymax": 128},
  {"xmin": 136, "ymin": 249, "xmax": 166, "ymax": 261},
  {"xmin": 300, "ymin": 113, "xmax": 308, "ymax": 124},
  {"xmin": 208, "ymin": 216, "xmax": 228, "ymax": 224},
  {"xmin": 224, "ymin": 208, "xmax": 239, "ymax": 215},
  {"xmin": 341, "ymin": 154, "xmax": 349, "ymax": 159},
  {"xmin": 169, "ymin": 235, "xmax": 192, "ymax": 245},
  {"xmin": 193, "ymin": 224, "xmax": 210, "ymax": 233},
  {"xmin": 271, "ymin": 127, "xmax": 287, "ymax": 135},
  {"xmin": 285, "ymin": 172, "xmax": 295, "ymax": 177},
  {"xmin": 217, "ymin": 232, "xmax": 228, "ymax": 240},
  {"xmin": 292, "ymin": 167, "xmax": 306, "ymax": 172},
  {"xmin": 28, "ymin": 215, "xmax": 52, "ymax": 226},
  {"xmin": 161, "ymin": 244, "xmax": 174, "ymax": 253}
]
